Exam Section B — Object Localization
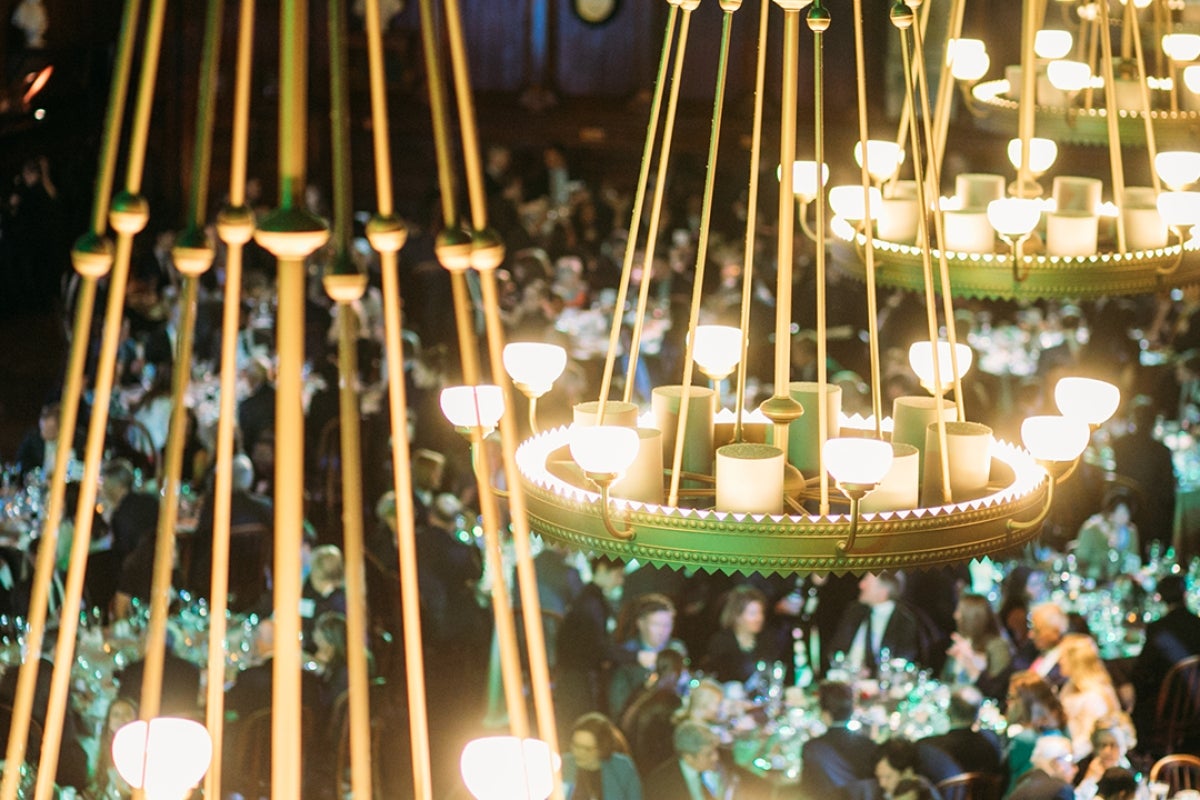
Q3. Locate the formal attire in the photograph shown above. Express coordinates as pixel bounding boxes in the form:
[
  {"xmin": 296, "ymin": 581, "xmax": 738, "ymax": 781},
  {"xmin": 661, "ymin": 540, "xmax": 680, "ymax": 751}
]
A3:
[
  {"xmin": 917, "ymin": 727, "xmax": 1004, "ymax": 783},
  {"xmin": 1006, "ymin": 768, "xmax": 1074, "ymax": 800},
  {"xmin": 1130, "ymin": 603, "xmax": 1200, "ymax": 749},
  {"xmin": 701, "ymin": 629, "xmax": 783, "ymax": 684},
  {"xmin": 608, "ymin": 637, "xmax": 688, "ymax": 716},
  {"xmin": 828, "ymin": 600, "xmax": 922, "ymax": 675},
  {"xmin": 558, "ymin": 583, "xmax": 619, "ymax": 727},
  {"xmin": 799, "ymin": 724, "xmax": 879, "ymax": 800},
  {"xmin": 562, "ymin": 752, "xmax": 643, "ymax": 800}
]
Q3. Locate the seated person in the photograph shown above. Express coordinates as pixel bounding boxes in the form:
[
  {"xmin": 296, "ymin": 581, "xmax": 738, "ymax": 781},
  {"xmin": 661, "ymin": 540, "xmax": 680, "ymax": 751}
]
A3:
[
  {"xmin": 618, "ymin": 649, "xmax": 687, "ymax": 777},
  {"xmin": 301, "ymin": 544, "xmax": 346, "ymax": 653},
  {"xmin": 872, "ymin": 738, "xmax": 943, "ymax": 800},
  {"xmin": 1094, "ymin": 769, "xmax": 1138, "ymax": 800},
  {"xmin": 701, "ymin": 585, "xmax": 782, "ymax": 684},
  {"xmin": 799, "ymin": 681, "xmax": 878, "ymax": 800},
  {"xmin": 1007, "ymin": 735, "xmax": 1077, "ymax": 800},
  {"xmin": 1005, "ymin": 671, "xmax": 1068, "ymax": 788},
  {"xmin": 562, "ymin": 712, "xmax": 642, "ymax": 800},
  {"xmin": 828, "ymin": 571, "xmax": 921, "ymax": 677},
  {"xmin": 917, "ymin": 686, "xmax": 1003, "ymax": 782},
  {"xmin": 608, "ymin": 593, "xmax": 687, "ymax": 717},
  {"xmin": 1073, "ymin": 719, "xmax": 1136, "ymax": 800}
]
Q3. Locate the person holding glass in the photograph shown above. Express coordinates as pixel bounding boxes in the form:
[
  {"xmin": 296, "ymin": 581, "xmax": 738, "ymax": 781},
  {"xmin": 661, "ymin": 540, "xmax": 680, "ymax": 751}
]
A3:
[
  {"xmin": 942, "ymin": 592, "xmax": 1014, "ymax": 701},
  {"xmin": 1072, "ymin": 719, "xmax": 1136, "ymax": 800}
]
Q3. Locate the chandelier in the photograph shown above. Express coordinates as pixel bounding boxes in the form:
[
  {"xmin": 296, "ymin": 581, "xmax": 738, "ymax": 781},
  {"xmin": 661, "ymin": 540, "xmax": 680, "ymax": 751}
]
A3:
[{"xmin": 830, "ymin": 0, "xmax": 1200, "ymax": 298}]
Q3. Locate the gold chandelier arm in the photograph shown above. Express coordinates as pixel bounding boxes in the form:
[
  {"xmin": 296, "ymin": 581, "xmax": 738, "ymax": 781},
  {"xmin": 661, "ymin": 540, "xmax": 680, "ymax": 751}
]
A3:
[
  {"xmin": 810, "ymin": 0, "xmax": 831, "ymax": 516},
  {"xmin": 597, "ymin": 481, "xmax": 636, "ymax": 540},
  {"xmin": 417, "ymin": 0, "xmax": 458, "ymax": 228},
  {"xmin": 797, "ymin": 200, "xmax": 820, "ymax": 243},
  {"xmin": 885, "ymin": 0, "xmax": 934, "ymax": 200},
  {"xmin": 666, "ymin": 2, "xmax": 735, "ymax": 508},
  {"xmin": 88, "ymin": 0, "xmax": 142, "ymax": 236},
  {"xmin": 835, "ymin": 493, "xmax": 864, "ymax": 555},
  {"xmin": 470, "ymin": 438, "xmax": 511, "ymax": 499},
  {"xmin": 623, "ymin": 1, "xmax": 697, "ymax": 407},
  {"xmin": 443, "ymin": 0, "xmax": 488, "ymax": 230},
  {"xmin": 1008, "ymin": 469, "xmax": 1056, "ymax": 533},
  {"xmin": 928, "ymin": 0, "xmax": 967, "ymax": 181},
  {"xmin": 851, "ymin": 0, "xmax": 882, "ymax": 437},
  {"xmin": 1096, "ymin": 0, "xmax": 1128, "ymax": 253},
  {"xmin": 596, "ymin": 3, "xmax": 678, "ymax": 423},
  {"xmin": 733, "ymin": 0, "xmax": 770, "ymax": 444},
  {"xmin": 1014, "ymin": 0, "xmax": 1041, "ymax": 199},
  {"xmin": 1126, "ymin": 1, "xmax": 1162, "ymax": 196},
  {"xmin": 1157, "ymin": 231, "xmax": 1189, "ymax": 276}
]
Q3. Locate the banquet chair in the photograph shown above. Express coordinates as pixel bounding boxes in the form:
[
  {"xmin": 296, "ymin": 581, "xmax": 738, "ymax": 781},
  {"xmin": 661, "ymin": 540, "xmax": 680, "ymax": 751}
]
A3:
[
  {"xmin": 1150, "ymin": 754, "xmax": 1200, "ymax": 795},
  {"xmin": 1154, "ymin": 655, "xmax": 1200, "ymax": 757},
  {"xmin": 936, "ymin": 772, "xmax": 1004, "ymax": 800}
]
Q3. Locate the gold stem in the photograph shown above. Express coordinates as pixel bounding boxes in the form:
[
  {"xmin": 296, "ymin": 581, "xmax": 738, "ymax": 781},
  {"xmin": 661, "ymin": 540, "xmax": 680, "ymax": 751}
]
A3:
[
  {"xmin": 1096, "ymin": 0, "xmax": 1128, "ymax": 252},
  {"xmin": 1127, "ymin": 2, "xmax": 1161, "ymax": 195},
  {"xmin": 771, "ymin": 8, "xmax": 800, "ymax": 453},
  {"xmin": 186, "ymin": 0, "xmax": 223, "ymax": 228},
  {"xmin": 929, "ymin": 0, "xmax": 967, "ymax": 180},
  {"xmin": 227, "ymin": 0, "xmax": 255, "ymax": 208},
  {"xmin": 1017, "ymin": 0, "xmax": 1038, "ymax": 197},
  {"xmin": 89, "ymin": 0, "xmax": 141, "ymax": 235},
  {"xmin": 813, "ymin": 8, "xmax": 830, "ymax": 516},
  {"xmin": 443, "ymin": 0, "xmax": 488, "ymax": 229},
  {"xmin": 417, "ymin": 0, "xmax": 458, "ymax": 227}
]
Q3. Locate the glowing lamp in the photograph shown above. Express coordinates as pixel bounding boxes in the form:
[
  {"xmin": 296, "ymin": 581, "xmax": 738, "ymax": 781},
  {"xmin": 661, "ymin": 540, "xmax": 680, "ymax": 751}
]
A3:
[
  {"xmin": 777, "ymin": 160, "xmax": 830, "ymax": 203},
  {"xmin": 111, "ymin": 718, "xmax": 213, "ymax": 800},
  {"xmin": 440, "ymin": 385, "xmax": 505, "ymax": 433},
  {"xmin": 828, "ymin": 185, "xmax": 883, "ymax": 221},
  {"xmin": 1007, "ymin": 138, "xmax": 1058, "ymax": 176},
  {"xmin": 1046, "ymin": 60, "xmax": 1092, "ymax": 92},
  {"xmin": 854, "ymin": 140, "xmax": 905, "ymax": 183},
  {"xmin": 987, "ymin": 197, "xmax": 1042, "ymax": 238},
  {"xmin": 503, "ymin": 342, "xmax": 567, "ymax": 397},
  {"xmin": 909, "ymin": 341, "xmax": 974, "ymax": 394},
  {"xmin": 824, "ymin": 437, "xmax": 895, "ymax": 487},
  {"xmin": 1035, "ymin": 30, "xmax": 1073, "ymax": 60},
  {"xmin": 1185, "ymin": 65, "xmax": 1200, "ymax": 94},
  {"xmin": 1155, "ymin": 152, "xmax": 1200, "ymax": 191},
  {"xmin": 947, "ymin": 38, "xmax": 990, "ymax": 82},
  {"xmin": 1054, "ymin": 377, "xmax": 1120, "ymax": 426},
  {"xmin": 1163, "ymin": 33, "xmax": 1200, "ymax": 62},
  {"xmin": 460, "ymin": 737, "xmax": 559, "ymax": 800},
  {"xmin": 692, "ymin": 324, "xmax": 743, "ymax": 381},
  {"xmin": 1021, "ymin": 415, "xmax": 1091, "ymax": 462},
  {"xmin": 569, "ymin": 425, "xmax": 640, "ymax": 477},
  {"xmin": 1156, "ymin": 191, "xmax": 1200, "ymax": 229}
]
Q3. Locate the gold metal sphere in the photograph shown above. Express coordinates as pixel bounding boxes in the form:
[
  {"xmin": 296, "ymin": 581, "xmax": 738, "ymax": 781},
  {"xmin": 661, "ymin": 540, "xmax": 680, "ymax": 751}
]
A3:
[
  {"xmin": 216, "ymin": 205, "xmax": 256, "ymax": 245},
  {"xmin": 365, "ymin": 213, "xmax": 409, "ymax": 254},
  {"xmin": 253, "ymin": 206, "xmax": 331, "ymax": 259},
  {"xmin": 758, "ymin": 395, "xmax": 805, "ymax": 425},
  {"xmin": 807, "ymin": 5, "xmax": 831, "ymax": 31},
  {"xmin": 71, "ymin": 231, "xmax": 115, "ymax": 279},
  {"xmin": 435, "ymin": 228, "xmax": 474, "ymax": 272},
  {"xmin": 718, "ymin": 0, "xmax": 743, "ymax": 10},
  {"xmin": 108, "ymin": 192, "xmax": 150, "ymax": 236},
  {"xmin": 323, "ymin": 272, "xmax": 369, "ymax": 304},
  {"xmin": 469, "ymin": 227, "xmax": 506, "ymax": 272},
  {"xmin": 889, "ymin": 1, "xmax": 915, "ymax": 28},
  {"xmin": 171, "ymin": 228, "xmax": 215, "ymax": 277}
]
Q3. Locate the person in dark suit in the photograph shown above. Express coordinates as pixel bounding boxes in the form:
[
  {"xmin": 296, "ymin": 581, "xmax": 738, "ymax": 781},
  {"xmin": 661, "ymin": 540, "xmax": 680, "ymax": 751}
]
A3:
[
  {"xmin": 115, "ymin": 640, "xmax": 202, "ymax": 717},
  {"xmin": 237, "ymin": 356, "xmax": 275, "ymax": 455},
  {"xmin": 917, "ymin": 686, "xmax": 1004, "ymax": 783},
  {"xmin": 799, "ymin": 681, "xmax": 879, "ymax": 800},
  {"xmin": 14, "ymin": 401, "xmax": 81, "ymax": 480},
  {"xmin": 1111, "ymin": 397, "xmax": 1176, "ymax": 559},
  {"xmin": 1007, "ymin": 735, "xmax": 1077, "ymax": 800},
  {"xmin": 642, "ymin": 720, "xmax": 771, "ymax": 800},
  {"xmin": 556, "ymin": 556, "xmax": 625, "ymax": 735},
  {"xmin": 100, "ymin": 458, "xmax": 159, "ymax": 563},
  {"xmin": 1130, "ymin": 574, "xmax": 1200, "ymax": 750},
  {"xmin": 1013, "ymin": 602, "xmax": 1068, "ymax": 689},
  {"xmin": 701, "ymin": 584, "xmax": 784, "ymax": 684},
  {"xmin": 828, "ymin": 571, "xmax": 922, "ymax": 676}
]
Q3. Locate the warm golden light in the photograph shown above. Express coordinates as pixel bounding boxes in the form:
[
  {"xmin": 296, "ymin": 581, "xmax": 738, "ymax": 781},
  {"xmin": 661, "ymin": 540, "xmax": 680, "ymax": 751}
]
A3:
[
  {"xmin": 111, "ymin": 718, "xmax": 213, "ymax": 800},
  {"xmin": 1054, "ymin": 377, "xmax": 1121, "ymax": 426},
  {"xmin": 439, "ymin": 385, "xmax": 506, "ymax": 432},
  {"xmin": 1155, "ymin": 152, "xmax": 1200, "ymax": 191},
  {"xmin": 1185, "ymin": 65, "xmax": 1200, "ymax": 94},
  {"xmin": 1035, "ymin": 30, "xmax": 1074, "ymax": 60},
  {"xmin": 987, "ymin": 197, "xmax": 1043, "ymax": 237},
  {"xmin": 1007, "ymin": 138, "xmax": 1058, "ymax": 176},
  {"xmin": 503, "ymin": 342, "xmax": 568, "ymax": 396},
  {"xmin": 1020, "ymin": 415, "xmax": 1091, "ymax": 462},
  {"xmin": 824, "ymin": 437, "xmax": 895, "ymax": 487},
  {"xmin": 1156, "ymin": 191, "xmax": 1200, "ymax": 229},
  {"xmin": 777, "ymin": 160, "xmax": 830, "ymax": 203},
  {"xmin": 460, "ymin": 737, "xmax": 558, "ymax": 800},
  {"xmin": 908, "ymin": 341, "xmax": 974, "ymax": 394},
  {"xmin": 828, "ymin": 185, "xmax": 883, "ymax": 221},
  {"xmin": 569, "ymin": 424, "xmax": 641, "ymax": 476},
  {"xmin": 854, "ymin": 140, "xmax": 905, "ymax": 183},
  {"xmin": 1163, "ymin": 33, "xmax": 1200, "ymax": 62},
  {"xmin": 691, "ymin": 324, "xmax": 744, "ymax": 380},
  {"xmin": 947, "ymin": 38, "xmax": 991, "ymax": 82},
  {"xmin": 1046, "ymin": 59, "xmax": 1092, "ymax": 93}
]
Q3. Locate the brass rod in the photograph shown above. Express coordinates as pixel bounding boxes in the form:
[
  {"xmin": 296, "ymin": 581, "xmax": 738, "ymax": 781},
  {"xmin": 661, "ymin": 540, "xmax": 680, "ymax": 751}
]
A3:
[
  {"xmin": 329, "ymin": 0, "xmax": 354, "ymax": 253},
  {"xmin": 451, "ymin": 270, "xmax": 483, "ymax": 385},
  {"xmin": 886, "ymin": 0, "xmax": 934, "ymax": 200},
  {"xmin": 1017, "ymin": 0, "xmax": 1037, "ymax": 197},
  {"xmin": 123, "ymin": 0, "xmax": 166, "ymax": 195},
  {"xmin": 813, "ymin": 3, "xmax": 830, "ymax": 516},
  {"xmin": 364, "ymin": 0, "xmax": 397, "ymax": 215},
  {"xmin": 624, "ymin": 5, "xmax": 695, "ymax": 406},
  {"xmin": 89, "ymin": 0, "xmax": 141, "ymax": 235},
  {"xmin": 186, "ymin": 0, "xmax": 224, "ymax": 228},
  {"xmin": 227, "ymin": 0, "xmax": 255, "ymax": 208},
  {"xmin": 929, "ymin": 0, "xmax": 967, "ymax": 182},
  {"xmin": 336, "ymin": 292, "xmax": 376, "ymax": 800},
  {"xmin": 278, "ymin": 0, "xmax": 304, "ymax": 208},
  {"xmin": 668, "ymin": 6, "xmax": 734, "ymax": 508},
  {"xmin": 597, "ymin": 5, "xmax": 679, "ymax": 423},
  {"xmin": 1096, "ymin": 0, "xmax": 1128, "ymax": 252},
  {"xmin": 734, "ymin": 0, "xmax": 770, "ymax": 443},
  {"xmin": 0, "ymin": 275, "xmax": 98, "ymax": 800},
  {"xmin": 1127, "ymin": 2, "xmax": 1162, "ymax": 195},
  {"xmin": 851, "ymin": 0, "xmax": 882, "ymax": 437},
  {"xmin": 418, "ymin": 0, "xmax": 458, "ymax": 227},
  {"xmin": 443, "ymin": 0, "xmax": 489, "ymax": 229}
]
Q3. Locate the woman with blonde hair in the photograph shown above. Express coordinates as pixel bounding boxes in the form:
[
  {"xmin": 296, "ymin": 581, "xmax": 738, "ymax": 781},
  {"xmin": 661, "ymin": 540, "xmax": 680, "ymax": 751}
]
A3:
[{"xmin": 1058, "ymin": 633, "xmax": 1122, "ymax": 758}]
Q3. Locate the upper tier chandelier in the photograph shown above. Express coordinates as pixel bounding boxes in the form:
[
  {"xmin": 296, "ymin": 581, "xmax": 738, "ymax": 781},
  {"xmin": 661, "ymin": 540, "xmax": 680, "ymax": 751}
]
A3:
[
  {"xmin": 830, "ymin": 0, "xmax": 1200, "ymax": 298},
  {"xmin": 467, "ymin": 0, "xmax": 1121, "ymax": 576}
]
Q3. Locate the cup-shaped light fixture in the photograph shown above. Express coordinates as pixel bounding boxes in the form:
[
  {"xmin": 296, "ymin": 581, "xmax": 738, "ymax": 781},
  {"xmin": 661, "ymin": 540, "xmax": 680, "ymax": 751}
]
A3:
[
  {"xmin": 1163, "ymin": 33, "xmax": 1200, "ymax": 62},
  {"xmin": 1185, "ymin": 65, "xmax": 1200, "ymax": 94},
  {"xmin": 987, "ymin": 197, "xmax": 1043, "ymax": 238},
  {"xmin": 1155, "ymin": 152, "xmax": 1200, "ymax": 192},
  {"xmin": 111, "ymin": 718, "xmax": 213, "ymax": 800},
  {"xmin": 569, "ymin": 424, "xmax": 640, "ymax": 478},
  {"xmin": 1047, "ymin": 59, "xmax": 1092, "ymax": 92},
  {"xmin": 824, "ymin": 437, "xmax": 894, "ymax": 555},
  {"xmin": 1055, "ymin": 377, "xmax": 1120, "ymax": 427},
  {"xmin": 1156, "ymin": 191, "xmax": 1200, "ymax": 230},
  {"xmin": 1020, "ymin": 415, "xmax": 1091, "ymax": 463},
  {"xmin": 828, "ymin": 185, "xmax": 883, "ymax": 222},
  {"xmin": 692, "ymin": 324, "xmax": 743, "ymax": 381},
  {"xmin": 854, "ymin": 140, "xmax": 905, "ymax": 183},
  {"xmin": 1035, "ymin": 29, "xmax": 1074, "ymax": 60},
  {"xmin": 503, "ymin": 342, "xmax": 568, "ymax": 397},
  {"xmin": 947, "ymin": 38, "xmax": 990, "ymax": 82},
  {"xmin": 440, "ymin": 384, "xmax": 505, "ymax": 434},
  {"xmin": 1007, "ymin": 138, "xmax": 1058, "ymax": 176},
  {"xmin": 460, "ymin": 736, "xmax": 559, "ymax": 800},
  {"xmin": 908, "ymin": 341, "xmax": 974, "ymax": 395},
  {"xmin": 778, "ymin": 160, "xmax": 830, "ymax": 203}
]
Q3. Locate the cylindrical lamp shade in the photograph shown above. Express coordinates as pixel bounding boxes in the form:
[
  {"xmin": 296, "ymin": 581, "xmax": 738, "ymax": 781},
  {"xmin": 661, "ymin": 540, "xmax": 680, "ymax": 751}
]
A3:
[
  {"xmin": 652, "ymin": 385, "xmax": 716, "ymax": 481},
  {"xmin": 942, "ymin": 209, "xmax": 996, "ymax": 253},
  {"xmin": 1045, "ymin": 211, "xmax": 1098, "ymax": 257},
  {"xmin": 440, "ymin": 385, "xmax": 505, "ymax": 430},
  {"xmin": 878, "ymin": 196, "xmax": 921, "ymax": 243},
  {"xmin": 765, "ymin": 382, "xmax": 842, "ymax": 476},
  {"xmin": 1021, "ymin": 415, "xmax": 1090, "ymax": 462},
  {"xmin": 892, "ymin": 395, "xmax": 958, "ymax": 474},
  {"xmin": 955, "ymin": 174, "xmax": 1006, "ymax": 209},
  {"xmin": 1055, "ymin": 377, "xmax": 1120, "ymax": 426},
  {"xmin": 860, "ymin": 443, "xmax": 921, "ymax": 513},
  {"xmin": 111, "ymin": 718, "xmax": 213, "ymax": 800},
  {"xmin": 573, "ymin": 400, "xmax": 639, "ymax": 428},
  {"xmin": 503, "ymin": 342, "xmax": 567, "ymax": 395},
  {"xmin": 612, "ymin": 427, "xmax": 665, "ymax": 504},
  {"xmin": 569, "ymin": 425, "xmax": 640, "ymax": 476},
  {"xmin": 1052, "ymin": 176, "xmax": 1102, "ymax": 214},
  {"xmin": 715, "ymin": 443, "xmax": 785, "ymax": 515},
  {"xmin": 921, "ymin": 421, "xmax": 994, "ymax": 505},
  {"xmin": 460, "ymin": 737, "xmax": 558, "ymax": 800}
]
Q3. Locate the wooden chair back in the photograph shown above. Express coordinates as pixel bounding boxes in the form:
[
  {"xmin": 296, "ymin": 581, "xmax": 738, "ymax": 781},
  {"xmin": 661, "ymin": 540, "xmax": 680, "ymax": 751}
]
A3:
[
  {"xmin": 1151, "ymin": 754, "xmax": 1200, "ymax": 795},
  {"xmin": 936, "ymin": 772, "xmax": 1004, "ymax": 800}
]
